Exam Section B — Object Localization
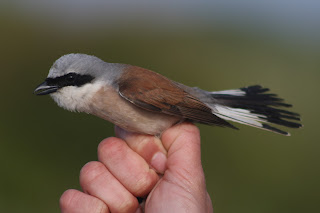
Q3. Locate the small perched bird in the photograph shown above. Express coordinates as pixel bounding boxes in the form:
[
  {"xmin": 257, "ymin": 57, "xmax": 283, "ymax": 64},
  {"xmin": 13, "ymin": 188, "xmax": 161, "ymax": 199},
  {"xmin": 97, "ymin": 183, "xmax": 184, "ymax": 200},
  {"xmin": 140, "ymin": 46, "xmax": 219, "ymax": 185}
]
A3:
[{"xmin": 34, "ymin": 54, "xmax": 301, "ymax": 136}]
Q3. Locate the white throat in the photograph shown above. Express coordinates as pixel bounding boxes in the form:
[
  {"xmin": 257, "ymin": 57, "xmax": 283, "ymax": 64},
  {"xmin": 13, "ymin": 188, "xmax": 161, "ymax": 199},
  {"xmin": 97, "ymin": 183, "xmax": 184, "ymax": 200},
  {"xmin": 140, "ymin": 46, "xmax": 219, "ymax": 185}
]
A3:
[{"xmin": 50, "ymin": 81, "xmax": 104, "ymax": 113}]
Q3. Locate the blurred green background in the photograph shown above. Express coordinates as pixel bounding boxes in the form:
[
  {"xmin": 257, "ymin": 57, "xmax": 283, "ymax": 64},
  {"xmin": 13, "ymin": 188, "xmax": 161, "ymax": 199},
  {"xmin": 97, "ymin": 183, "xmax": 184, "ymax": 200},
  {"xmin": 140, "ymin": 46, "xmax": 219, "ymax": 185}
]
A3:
[{"xmin": 1, "ymin": 1, "xmax": 319, "ymax": 212}]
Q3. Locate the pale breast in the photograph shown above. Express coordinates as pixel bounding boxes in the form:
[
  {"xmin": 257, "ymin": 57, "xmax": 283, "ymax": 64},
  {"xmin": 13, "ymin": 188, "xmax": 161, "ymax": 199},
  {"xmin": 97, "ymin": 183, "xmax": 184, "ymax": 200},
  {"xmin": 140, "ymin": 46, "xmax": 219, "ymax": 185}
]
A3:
[{"xmin": 88, "ymin": 86, "xmax": 181, "ymax": 135}]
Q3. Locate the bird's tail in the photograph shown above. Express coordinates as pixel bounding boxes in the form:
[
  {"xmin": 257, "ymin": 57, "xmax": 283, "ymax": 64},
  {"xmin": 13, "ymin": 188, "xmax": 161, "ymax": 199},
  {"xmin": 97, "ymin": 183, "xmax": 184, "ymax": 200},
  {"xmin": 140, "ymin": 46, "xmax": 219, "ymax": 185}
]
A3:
[{"xmin": 208, "ymin": 85, "xmax": 302, "ymax": 136}]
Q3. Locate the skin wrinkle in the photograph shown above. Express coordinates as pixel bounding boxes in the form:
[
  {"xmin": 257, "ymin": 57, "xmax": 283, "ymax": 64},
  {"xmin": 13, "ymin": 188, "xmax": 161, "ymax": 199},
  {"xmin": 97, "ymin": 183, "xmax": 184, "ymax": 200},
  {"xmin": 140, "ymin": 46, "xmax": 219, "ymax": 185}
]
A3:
[
  {"xmin": 165, "ymin": 157, "xmax": 205, "ymax": 202},
  {"xmin": 100, "ymin": 140, "xmax": 140, "ymax": 182},
  {"xmin": 60, "ymin": 189, "xmax": 76, "ymax": 211},
  {"xmin": 131, "ymin": 136, "xmax": 166, "ymax": 164},
  {"xmin": 59, "ymin": 122, "xmax": 213, "ymax": 213},
  {"xmin": 160, "ymin": 123, "xmax": 207, "ymax": 211},
  {"xmin": 97, "ymin": 202, "xmax": 108, "ymax": 213},
  {"xmin": 174, "ymin": 141, "xmax": 207, "ymax": 207},
  {"xmin": 135, "ymin": 136, "xmax": 159, "ymax": 159},
  {"xmin": 161, "ymin": 128, "xmax": 179, "ymax": 152},
  {"xmin": 128, "ymin": 163, "xmax": 158, "ymax": 196},
  {"xmin": 80, "ymin": 162, "xmax": 109, "ymax": 194},
  {"xmin": 98, "ymin": 138, "xmax": 128, "ymax": 166},
  {"xmin": 162, "ymin": 169, "xmax": 208, "ymax": 212},
  {"xmin": 114, "ymin": 126, "xmax": 167, "ymax": 173},
  {"xmin": 98, "ymin": 138, "xmax": 159, "ymax": 197},
  {"xmin": 132, "ymin": 172, "xmax": 156, "ymax": 197},
  {"xmin": 80, "ymin": 161, "xmax": 140, "ymax": 213},
  {"xmin": 144, "ymin": 144, "xmax": 163, "ymax": 169},
  {"xmin": 116, "ymin": 196, "xmax": 138, "ymax": 213},
  {"xmin": 60, "ymin": 189, "xmax": 109, "ymax": 213},
  {"xmin": 99, "ymin": 138, "xmax": 148, "ymax": 182},
  {"xmin": 127, "ymin": 168, "xmax": 157, "ymax": 196},
  {"xmin": 162, "ymin": 122, "xmax": 200, "ymax": 151},
  {"xmin": 146, "ymin": 176, "xmax": 200, "ymax": 212}
]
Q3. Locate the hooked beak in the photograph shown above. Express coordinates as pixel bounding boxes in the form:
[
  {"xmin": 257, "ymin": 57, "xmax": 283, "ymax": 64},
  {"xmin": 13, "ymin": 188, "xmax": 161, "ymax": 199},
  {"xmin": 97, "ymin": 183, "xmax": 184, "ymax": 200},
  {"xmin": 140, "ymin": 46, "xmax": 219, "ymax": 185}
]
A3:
[{"xmin": 34, "ymin": 81, "xmax": 58, "ymax": 95}]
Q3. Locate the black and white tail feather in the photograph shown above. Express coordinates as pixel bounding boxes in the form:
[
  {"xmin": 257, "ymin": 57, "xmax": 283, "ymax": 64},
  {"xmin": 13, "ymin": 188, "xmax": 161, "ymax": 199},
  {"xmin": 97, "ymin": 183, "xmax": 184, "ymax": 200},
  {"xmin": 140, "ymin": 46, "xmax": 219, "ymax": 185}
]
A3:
[{"xmin": 208, "ymin": 85, "xmax": 302, "ymax": 136}]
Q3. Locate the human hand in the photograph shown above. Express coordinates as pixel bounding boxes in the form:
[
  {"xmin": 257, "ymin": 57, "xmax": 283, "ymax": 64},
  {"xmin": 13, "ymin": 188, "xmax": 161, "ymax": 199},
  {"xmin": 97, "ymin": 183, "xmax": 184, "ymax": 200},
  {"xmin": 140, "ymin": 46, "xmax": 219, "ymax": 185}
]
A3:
[{"xmin": 59, "ymin": 123, "xmax": 213, "ymax": 213}]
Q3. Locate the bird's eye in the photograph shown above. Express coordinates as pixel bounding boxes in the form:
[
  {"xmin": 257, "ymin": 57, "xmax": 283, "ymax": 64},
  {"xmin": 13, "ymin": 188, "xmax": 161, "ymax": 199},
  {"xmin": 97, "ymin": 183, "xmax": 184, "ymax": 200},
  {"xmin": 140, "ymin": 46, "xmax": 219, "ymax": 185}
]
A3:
[{"xmin": 66, "ymin": 73, "xmax": 76, "ymax": 83}]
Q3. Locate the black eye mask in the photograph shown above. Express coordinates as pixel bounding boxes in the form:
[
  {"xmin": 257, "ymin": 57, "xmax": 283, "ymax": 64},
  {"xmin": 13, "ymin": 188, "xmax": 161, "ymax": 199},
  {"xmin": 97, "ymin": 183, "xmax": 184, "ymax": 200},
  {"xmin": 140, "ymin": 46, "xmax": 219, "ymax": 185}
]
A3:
[{"xmin": 46, "ymin": 72, "xmax": 94, "ymax": 88}]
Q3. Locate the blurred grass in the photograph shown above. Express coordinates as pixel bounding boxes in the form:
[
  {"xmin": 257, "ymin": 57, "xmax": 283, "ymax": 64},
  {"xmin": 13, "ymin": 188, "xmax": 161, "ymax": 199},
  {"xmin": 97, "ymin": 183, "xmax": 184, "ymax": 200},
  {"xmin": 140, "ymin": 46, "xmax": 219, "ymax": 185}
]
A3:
[{"xmin": 0, "ymin": 9, "xmax": 319, "ymax": 213}]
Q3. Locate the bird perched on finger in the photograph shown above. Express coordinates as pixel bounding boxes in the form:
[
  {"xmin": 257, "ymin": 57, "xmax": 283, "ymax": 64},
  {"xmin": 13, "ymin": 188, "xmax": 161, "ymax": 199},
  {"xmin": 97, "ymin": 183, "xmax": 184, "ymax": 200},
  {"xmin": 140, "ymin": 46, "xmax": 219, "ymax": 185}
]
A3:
[{"xmin": 34, "ymin": 53, "xmax": 302, "ymax": 136}]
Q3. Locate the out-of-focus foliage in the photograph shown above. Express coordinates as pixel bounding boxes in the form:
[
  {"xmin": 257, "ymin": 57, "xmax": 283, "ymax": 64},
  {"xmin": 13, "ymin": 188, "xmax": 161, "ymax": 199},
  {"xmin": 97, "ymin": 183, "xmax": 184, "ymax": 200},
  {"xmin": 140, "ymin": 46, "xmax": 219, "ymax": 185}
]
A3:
[{"xmin": 0, "ymin": 1, "xmax": 319, "ymax": 213}]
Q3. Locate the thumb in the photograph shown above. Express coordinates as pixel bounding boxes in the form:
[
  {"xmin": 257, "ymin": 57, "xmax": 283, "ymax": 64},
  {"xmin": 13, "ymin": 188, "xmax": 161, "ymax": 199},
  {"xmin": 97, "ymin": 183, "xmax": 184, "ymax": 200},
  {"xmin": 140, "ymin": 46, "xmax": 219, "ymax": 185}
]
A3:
[{"xmin": 161, "ymin": 122, "xmax": 207, "ymax": 195}]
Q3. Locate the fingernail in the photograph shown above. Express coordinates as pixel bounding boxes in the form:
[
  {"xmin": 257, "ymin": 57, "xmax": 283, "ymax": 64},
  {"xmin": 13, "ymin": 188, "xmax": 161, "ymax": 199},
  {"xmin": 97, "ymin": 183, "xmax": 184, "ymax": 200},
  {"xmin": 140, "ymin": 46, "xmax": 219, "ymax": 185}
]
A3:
[{"xmin": 151, "ymin": 152, "xmax": 167, "ymax": 174}]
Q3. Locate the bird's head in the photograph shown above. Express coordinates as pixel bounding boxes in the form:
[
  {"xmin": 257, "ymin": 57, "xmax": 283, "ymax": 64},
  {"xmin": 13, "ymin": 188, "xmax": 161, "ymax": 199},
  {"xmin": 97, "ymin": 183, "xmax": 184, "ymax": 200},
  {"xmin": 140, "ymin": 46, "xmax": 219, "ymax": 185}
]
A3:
[{"xmin": 34, "ymin": 53, "xmax": 122, "ymax": 112}]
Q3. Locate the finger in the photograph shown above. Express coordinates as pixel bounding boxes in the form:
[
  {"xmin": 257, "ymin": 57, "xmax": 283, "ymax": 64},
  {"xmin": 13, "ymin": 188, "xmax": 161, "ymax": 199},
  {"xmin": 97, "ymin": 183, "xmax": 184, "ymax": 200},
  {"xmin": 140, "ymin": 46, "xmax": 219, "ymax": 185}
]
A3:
[
  {"xmin": 161, "ymin": 122, "xmax": 201, "ymax": 170},
  {"xmin": 115, "ymin": 126, "xmax": 167, "ymax": 173},
  {"xmin": 98, "ymin": 137, "xmax": 159, "ymax": 197},
  {"xmin": 60, "ymin": 189, "xmax": 109, "ymax": 213},
  {"xmin": 206, "ymin": 192, "xmax": 213, "ymax": 213},
  {"xmin": 161, "ymin": 122, "xmax": 206, "ymax": 192},
  {"xmin": 80, "ymin": 161, "xmax": 139, "ymax": 213}
]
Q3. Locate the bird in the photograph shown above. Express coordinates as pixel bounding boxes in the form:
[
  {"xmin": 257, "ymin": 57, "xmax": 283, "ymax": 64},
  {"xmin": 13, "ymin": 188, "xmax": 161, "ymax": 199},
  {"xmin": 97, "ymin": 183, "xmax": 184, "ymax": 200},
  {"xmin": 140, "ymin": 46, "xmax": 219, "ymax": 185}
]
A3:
[{"xmin": 34, "ymin": 53, "xmax": 302, "ymax": 136}]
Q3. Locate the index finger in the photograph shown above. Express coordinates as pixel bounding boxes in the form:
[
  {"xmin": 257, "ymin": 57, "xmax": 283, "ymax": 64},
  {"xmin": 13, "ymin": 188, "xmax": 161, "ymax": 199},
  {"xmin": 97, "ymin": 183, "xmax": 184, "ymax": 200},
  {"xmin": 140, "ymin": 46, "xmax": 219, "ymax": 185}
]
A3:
[{"xmin": 115, "ymin": 126, "xmax": 168, "ymax": 174}]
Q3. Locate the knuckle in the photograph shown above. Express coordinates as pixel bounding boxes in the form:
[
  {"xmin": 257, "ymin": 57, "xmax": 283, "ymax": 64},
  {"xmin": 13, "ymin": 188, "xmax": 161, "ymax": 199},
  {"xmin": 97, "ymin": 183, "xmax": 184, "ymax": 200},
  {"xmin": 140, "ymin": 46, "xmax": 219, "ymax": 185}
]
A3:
[
  {"xmin": 134, "ymin": 171, "xmax": 158, "ymax": 196},
  {"xmin": 60, "ymin": 189, "xmax": 109, "ymax": 213},
  {"xmin": 80, "ymin": 161, "xmax": 106, "ymax": 186},
  {"xmin": 117, "ymin": 197, "xmax": 139, "ymax": 213},
  {"xmin": 59, "ymin": 189, "xmax": 78, "ymax": 211},
  {"xmin": 134, "ymin": 136, "xmax": 156, "ymax": 156},
  {"xmin": 98, "ymin": 137, "xmax": 124, "ymax": 161}
]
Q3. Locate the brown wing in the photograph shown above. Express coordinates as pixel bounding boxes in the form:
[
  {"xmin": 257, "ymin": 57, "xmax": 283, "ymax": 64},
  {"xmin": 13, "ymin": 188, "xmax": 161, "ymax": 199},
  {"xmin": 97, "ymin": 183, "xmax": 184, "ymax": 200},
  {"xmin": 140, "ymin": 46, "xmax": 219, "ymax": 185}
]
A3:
[{"xmin": 117, "ymin": 66, "xmax": 236, "ymax": 128}]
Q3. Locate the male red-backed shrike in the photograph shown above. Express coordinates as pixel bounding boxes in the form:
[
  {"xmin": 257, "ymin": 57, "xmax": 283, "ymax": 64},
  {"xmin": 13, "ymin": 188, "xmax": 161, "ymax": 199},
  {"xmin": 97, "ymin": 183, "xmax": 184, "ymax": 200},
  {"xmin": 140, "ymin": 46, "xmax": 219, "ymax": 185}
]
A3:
[{"xmin": 34, "ymin": 53, "xmax": 301, "ymax": 136}]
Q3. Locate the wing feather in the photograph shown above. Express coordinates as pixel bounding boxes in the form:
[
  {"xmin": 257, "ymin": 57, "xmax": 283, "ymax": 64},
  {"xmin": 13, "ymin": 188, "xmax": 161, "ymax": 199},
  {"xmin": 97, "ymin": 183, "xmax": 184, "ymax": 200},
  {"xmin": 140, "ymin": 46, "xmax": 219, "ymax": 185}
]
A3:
[{"xmin": 117, "ymin": 66, "xmax": 236, "ymax": 129}]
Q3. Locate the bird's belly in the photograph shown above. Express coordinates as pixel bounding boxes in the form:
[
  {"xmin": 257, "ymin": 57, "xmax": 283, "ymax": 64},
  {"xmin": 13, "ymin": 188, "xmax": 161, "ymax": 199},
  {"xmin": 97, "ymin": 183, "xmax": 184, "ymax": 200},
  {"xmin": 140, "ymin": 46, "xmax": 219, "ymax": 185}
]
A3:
[{"xmin": 88, "ymin": 87, "xmax": 181, "ymax": 135}]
